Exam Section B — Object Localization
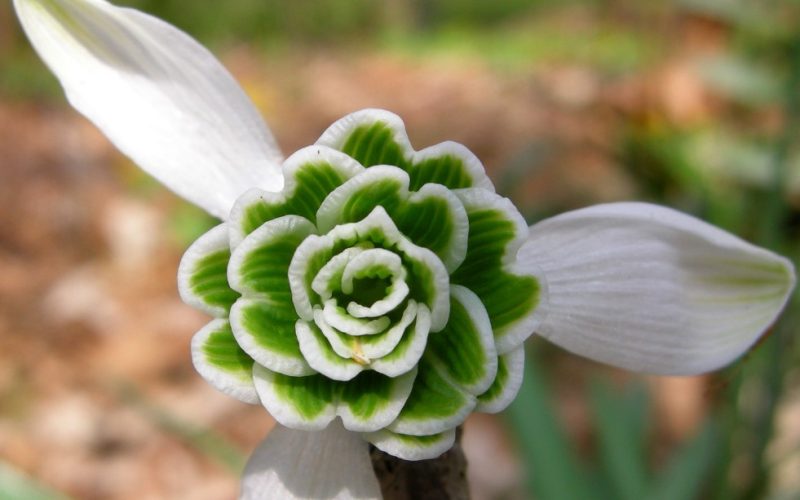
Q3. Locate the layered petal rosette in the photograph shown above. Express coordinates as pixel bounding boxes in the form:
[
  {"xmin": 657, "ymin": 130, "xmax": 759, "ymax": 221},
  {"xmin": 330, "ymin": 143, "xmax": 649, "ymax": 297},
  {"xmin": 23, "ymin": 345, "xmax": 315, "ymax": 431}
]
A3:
[{"xmin": 179, "ymin": 110, "xmax": 540, "ymax": 459}]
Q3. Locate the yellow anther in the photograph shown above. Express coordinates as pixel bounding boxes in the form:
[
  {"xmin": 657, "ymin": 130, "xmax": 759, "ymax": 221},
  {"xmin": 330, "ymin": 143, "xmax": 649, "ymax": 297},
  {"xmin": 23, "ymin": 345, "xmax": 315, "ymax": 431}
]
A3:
[{"xmin": 351, "ymin": 342, "xmax": 370, "ymax": 365}]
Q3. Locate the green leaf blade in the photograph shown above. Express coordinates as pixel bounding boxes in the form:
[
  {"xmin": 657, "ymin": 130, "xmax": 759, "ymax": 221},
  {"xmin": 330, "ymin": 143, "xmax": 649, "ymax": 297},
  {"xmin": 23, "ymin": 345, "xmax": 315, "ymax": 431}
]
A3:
[
  {"xmin": 649, "ymin": 421, "xmax": 720, "ymax": 500},
  {"xmin": 589, "ymin": 380, "xmax": 650, "ymax": 500},
  {"xmin": 506, "ymin": 346, "xmax": 594, "ymax": 500}
]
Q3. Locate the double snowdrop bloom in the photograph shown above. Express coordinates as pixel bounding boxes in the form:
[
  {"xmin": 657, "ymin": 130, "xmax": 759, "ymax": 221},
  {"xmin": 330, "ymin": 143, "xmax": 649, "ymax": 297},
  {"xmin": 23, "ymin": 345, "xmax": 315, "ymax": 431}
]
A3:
[{"xmin": 15, "ymin": 1, "xmax": 796, "ymax": 498}]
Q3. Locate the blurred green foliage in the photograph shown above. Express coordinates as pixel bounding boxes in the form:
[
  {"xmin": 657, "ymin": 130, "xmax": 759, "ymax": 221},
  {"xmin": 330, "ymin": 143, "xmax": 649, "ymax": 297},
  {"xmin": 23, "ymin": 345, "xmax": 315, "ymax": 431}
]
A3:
[
  {"xmin": 381, "ymin": 20, "xmax": 654, "ymax": 73},
  {"xmin": 0, "ymin": 0, "xmax": 656, "ymax": 99},
  {"xmin": 504, "ymin": 1, "xmax": 800, "ymax": 499},
  {"xmin": 118, "ymin": 0, "xmax": 385, "ymax": 44},
  {"xmin": 0, "ymin": 462, "xmax": 70, "ymax": 500},
  {"xmin": 508, "ymin": 351, "xmax": 722, "ymax": 500}
]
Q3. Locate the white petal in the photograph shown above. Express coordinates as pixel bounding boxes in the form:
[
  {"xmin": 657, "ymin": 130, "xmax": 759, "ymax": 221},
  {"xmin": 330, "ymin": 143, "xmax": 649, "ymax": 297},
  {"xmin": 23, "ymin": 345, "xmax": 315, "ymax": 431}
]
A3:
[
  {"xmin": 15, "ymin": 0, "xmax": 283, "ymax": 218},
  {"xmin": 520, "ymin": 202, "xmax": 795, "ymax": 375},
  {"xmin": 241, "ymin": 422, "xmax": 382, "ymax": 500}
]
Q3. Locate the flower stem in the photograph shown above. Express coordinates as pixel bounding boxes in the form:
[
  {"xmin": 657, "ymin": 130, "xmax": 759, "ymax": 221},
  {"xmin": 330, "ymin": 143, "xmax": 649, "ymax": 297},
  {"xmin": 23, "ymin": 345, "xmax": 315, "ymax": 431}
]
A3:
[{"xmin": 370, "ymin": 428, "xmax": 470, "ymax": 500}]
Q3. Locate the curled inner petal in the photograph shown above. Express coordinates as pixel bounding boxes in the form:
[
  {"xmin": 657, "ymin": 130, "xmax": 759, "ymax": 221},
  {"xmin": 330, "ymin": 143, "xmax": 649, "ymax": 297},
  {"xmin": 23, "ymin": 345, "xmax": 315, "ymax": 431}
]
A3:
[{"xmin": 341, "ymin": 248, "xmax": 409, "ymax": 318}]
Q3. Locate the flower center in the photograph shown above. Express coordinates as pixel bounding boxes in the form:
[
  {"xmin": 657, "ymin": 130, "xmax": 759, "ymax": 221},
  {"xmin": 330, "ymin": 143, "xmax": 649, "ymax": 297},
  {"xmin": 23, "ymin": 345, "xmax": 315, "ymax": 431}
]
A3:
[
  {"xmin": 347, "ymin": 276, "xmax": 392, "ymax": 308},
  {"xmin": 283, "ymin": 206, "xmax": 449, "ymax": 379}
]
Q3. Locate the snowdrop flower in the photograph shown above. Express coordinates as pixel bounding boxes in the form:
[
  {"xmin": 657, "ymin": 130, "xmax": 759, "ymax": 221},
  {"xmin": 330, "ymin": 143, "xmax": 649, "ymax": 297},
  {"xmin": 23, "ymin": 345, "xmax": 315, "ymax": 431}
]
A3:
[{"xmin": 15, "ymin": 0, "xmax": 795, "ymax": 498}]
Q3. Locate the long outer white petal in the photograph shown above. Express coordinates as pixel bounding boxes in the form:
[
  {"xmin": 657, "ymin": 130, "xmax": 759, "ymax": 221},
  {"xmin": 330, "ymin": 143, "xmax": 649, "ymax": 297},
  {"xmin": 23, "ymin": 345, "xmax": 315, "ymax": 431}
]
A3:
[
  {"xmin": 241, "ymin": 422, "xmax": 382, "ymax": 500},
  {"xmin": 15, "ymin": 0, "xmax": 284, "ymax": 219},
  {"xmin": 519, "ymin": 202, "xmax": 795, "ymax": 375}
]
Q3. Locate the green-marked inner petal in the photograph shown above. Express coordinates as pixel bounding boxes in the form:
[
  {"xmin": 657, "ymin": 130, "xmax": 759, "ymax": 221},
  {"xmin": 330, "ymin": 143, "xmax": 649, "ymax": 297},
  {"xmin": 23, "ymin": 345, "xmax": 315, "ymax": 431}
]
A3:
[
  {"xmin": 323, "ymin": 113, "xmax": 491, "ymax": 192},
  {"xmin": 311, "ymin": 247, "xmax": 365, "ymax": 300},
  {"xmin": 337, "ymin": 178, "xmax": 403, "ymax": 229},
  {"xmin": 387, "ymin": 355, "xmax": 475, "ymax": 436},
  {"xmin": 359, "ymin": 300, "xmax": 418, "ymax": 359},
  {"xmin": 315, "ymin": 167, "xmax": 405, "ymax": 234},
  {"xmin": 427, "ymin": 286, "xmax": 497, "ymax": 395},
  {"xmin": 341, "ymin": 248, "xmax": 409, "ymax": 318},
  {"xmin": 231, "ymin": 216, "xmax": 316, "ymax": 303},
  {"xmin": 255, "ymin": 363, "xmax": 416, "ymax": 432},
  {"xmin": 271, "ymin": 372, "xmax": 337, "ymax": 420},
  {"xmin": 178, "ymin": 223, "xmax": 238, "ymax": 317},
  {"xmin": 476, "ymin": 346, "xmax": 525, "ymax": 414},
  {"xmin": 401, "ymin": 251, "xmax": 448, "ymax": 330},
  {"xmin": 201, "ymin": 320, "xmax": 253, "ymax": 377},
  {"xmin": 391, "ymin": 184, "xmax": 465, "ymax": 272},
  {"xmin": 232, "ymin": 147, "xmax": 363, "ymax": 243},
  {"xmin": 316, "ymin": 167, "xmax": 468, "ymax": 272},
  {"xmin": 341, "ymin": 122, "xmax": 412, "ymax": 170},
  {"xmin": 370, "ymin": 303, "xmax": 431, "ymax": 378},
  {"xmin": 408, "ymin": 153, "xmax": 474, "ymax": 191},
  {"xmin": 192, "ymin": 319, "xmax": 258, "ymax": 405},
  {"xmin": 337, "ymin": 368, "xmax": 417, "ymax": 432},
  {"xmin": 346, "ymin": 278, "xmax": 409, "ymax": 319},
  {"xmin": 340, "ymin": 372, "xmax": 394, "ymax": 418},
  {"xmin": 189, "ymin": 249, "xmax": 239, "ymax": 312},
  {"xmin": 289, "ymin": 234, "xmax": 339, "ymax": 321},
  {"xmin": 241, "ymin": 162, "xmax": 345, "ymax": 232},
  {"xmin": 296, "ymin": 319, "xmax": 364, "ymax": 381},
  {"xmin": 451, "ymin": 198, "xmax": 541, "ymax": 345},
  {"xmin": 313, "ymin": 308, "xmax": 357, "ymax": 359},
  {"xmin": 341, "ymin": 248, "xmax": 402, "ymax": 293},
  {"xmin": 364, "ymin": 427, "xmax": 456, "ymax": 461},
  {"xmin": 254, "ymin": 364, "xmax": 337, "ymax": 429},
  {"xmin": 323, "ymin": 299, "xmax": 391, "ymax": 336},
  {"xmin": 312, "ymin": 300, "xmax": 419, "ymax": 363},
  {"xmin": 239, "ymin": 239, "xmax": 299, "ymax": 301},
  {"xmin": 231, "ymin": 298, "xmax": 312, "ymax": 376},
  {"xmin": 293, "ymin": 207, "xmax": 450, "ymax": 331}
]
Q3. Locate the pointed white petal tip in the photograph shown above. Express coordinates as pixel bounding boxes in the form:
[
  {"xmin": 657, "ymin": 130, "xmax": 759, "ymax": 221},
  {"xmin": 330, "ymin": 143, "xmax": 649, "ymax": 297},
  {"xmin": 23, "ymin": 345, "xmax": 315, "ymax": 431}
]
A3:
[
  {"xmin": 14, "ymin": 0, "xmax": 283, "ymax": 218},
  {"xmin": 520, "ymin": 202, "xmax": 795, "ymax": 376},
  {"xmin": 241, "ymin": 422, "xmax": 382, "ymax": 500}
]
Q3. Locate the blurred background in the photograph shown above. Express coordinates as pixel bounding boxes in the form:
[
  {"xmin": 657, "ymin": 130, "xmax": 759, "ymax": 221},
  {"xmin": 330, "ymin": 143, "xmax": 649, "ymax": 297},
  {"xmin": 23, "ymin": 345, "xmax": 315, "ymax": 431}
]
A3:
[{"xmin": 0, "ymin": 0, "xmax": 798, "ymax": 498}]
